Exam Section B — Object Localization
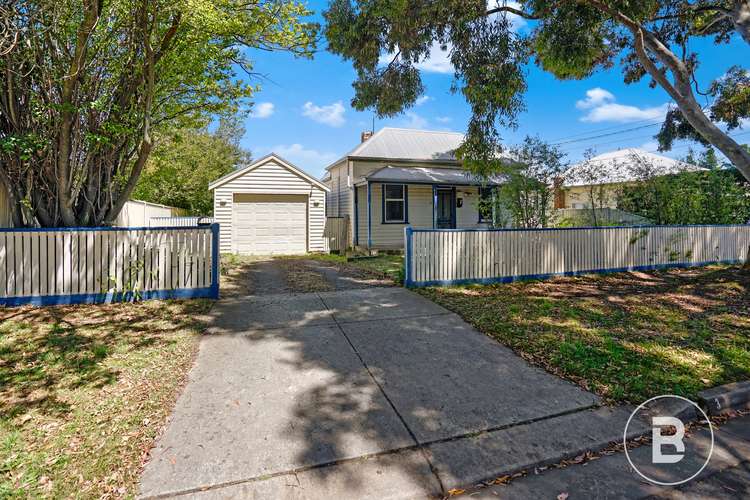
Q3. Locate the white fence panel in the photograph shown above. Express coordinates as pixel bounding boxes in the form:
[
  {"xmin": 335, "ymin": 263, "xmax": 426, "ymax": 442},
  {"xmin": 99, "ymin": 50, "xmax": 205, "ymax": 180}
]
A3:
[
  {"xmin": 149, "ymin": 216, "xmax": 215, "ymax": 227},
  {"xmin": 405, "ymin": 225, "xmax": 750, "ymax": 287},
  {"xmin": 0, "ymin": 224, "xmax": 220, "ymax": 306}
]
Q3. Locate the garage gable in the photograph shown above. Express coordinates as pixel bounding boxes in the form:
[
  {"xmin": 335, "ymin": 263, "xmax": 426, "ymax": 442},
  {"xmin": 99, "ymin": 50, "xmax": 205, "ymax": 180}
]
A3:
[{"xmin": 209, "ymin": 153, "xmax": 329, "ymax": 192}]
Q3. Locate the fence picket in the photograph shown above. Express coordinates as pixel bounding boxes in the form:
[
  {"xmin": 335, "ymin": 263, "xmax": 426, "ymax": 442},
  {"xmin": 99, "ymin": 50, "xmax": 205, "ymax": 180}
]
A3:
[
  {"xmin": 405, "ymin": 225, "xmax": 750, "ymax": 287},
  {"xmin": 0, "ymin": 225, "xmax": 218, "ymax": 306}
]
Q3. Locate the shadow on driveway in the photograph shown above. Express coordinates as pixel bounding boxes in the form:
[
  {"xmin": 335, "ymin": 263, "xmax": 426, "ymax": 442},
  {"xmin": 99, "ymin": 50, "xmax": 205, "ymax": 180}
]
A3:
[{"xmin": 140, "ymin": 281, "xmax": 605, "ymax": 499}]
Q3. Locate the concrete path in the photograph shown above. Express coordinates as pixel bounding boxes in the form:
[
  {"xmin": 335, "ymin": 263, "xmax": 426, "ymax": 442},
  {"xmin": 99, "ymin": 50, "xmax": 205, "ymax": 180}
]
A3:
[
  {"xmin": 473, "ymin": 414, "xmax": 750, "ymax": 499},
  {"xmin": 140, "ymin": 286, "xmax": 618, "ymax": 499}
]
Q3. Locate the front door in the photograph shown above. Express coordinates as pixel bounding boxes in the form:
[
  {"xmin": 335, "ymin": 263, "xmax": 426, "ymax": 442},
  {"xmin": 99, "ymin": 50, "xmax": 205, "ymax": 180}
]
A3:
[{"xmin": 435, "ymin": 188, "xmax": 455, "ymax": 229}]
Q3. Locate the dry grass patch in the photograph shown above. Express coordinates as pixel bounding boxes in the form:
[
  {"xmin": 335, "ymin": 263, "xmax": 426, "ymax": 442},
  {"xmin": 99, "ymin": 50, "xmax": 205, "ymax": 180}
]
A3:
[
  {"xmin": 418, "ymin": 266, "xmax": 750, "ymax": 404},
  {"xmin": 0, "ymin": 299, "xmax": 211, "ymax": 498}
]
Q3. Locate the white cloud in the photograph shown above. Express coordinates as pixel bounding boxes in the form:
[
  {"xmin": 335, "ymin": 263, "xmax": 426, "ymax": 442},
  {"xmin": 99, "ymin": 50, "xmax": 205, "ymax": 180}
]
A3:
[
  {"xmin": 575, "ymin": 88, "xmax": 615, "ymax": 110},
  {"xmin": 250, "ymin": 101, "xmax": 274, "ymax": 119},
  {"xmin": 401, "ymin": 111, "xmax": 429, "ymax": 129},
  {"xmin": 576, "ymin": 88, "xmax": 670, "ymax": 123},
  {"xmin": 267, "ymin": 143, "xmax": 338, "ymax": 171},
  {"xmin": 415, "ymin": 95, "xmax": 433, "ymax": 106},
  {"xmin": 488, "ymin": 1, "xmax": 528, "ymax": 32},
  {"xmin": 302, "ymin": 101, "xmax": 346, "ymax": 127},
  {"xmin": 582, "ymin": 102, "xmax": 671, "ymax": 123},
  {"xmin": 435, "ymin": 116, "xmax": 451, "ymax": 123},
  {"xmin": 416, "ymin": 44, "xmax": 453, "ymax": 74}
]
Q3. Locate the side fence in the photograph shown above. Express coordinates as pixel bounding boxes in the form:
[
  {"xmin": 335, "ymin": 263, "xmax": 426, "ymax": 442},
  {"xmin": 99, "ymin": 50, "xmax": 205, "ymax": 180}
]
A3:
[
  {"xmin": 324, "ymin": 216, "xmax": 349, "ymax": 253},
  {"xmin": 150, "ymin": 216, "xmax": 215, "ymax": 227},
  {"xmin": 404, "ymin": 225, "xmax": 750, "ymax": 287},
  {"xmin": 0, "ymin": 224, "xmax": 220, "ymax": 306}
]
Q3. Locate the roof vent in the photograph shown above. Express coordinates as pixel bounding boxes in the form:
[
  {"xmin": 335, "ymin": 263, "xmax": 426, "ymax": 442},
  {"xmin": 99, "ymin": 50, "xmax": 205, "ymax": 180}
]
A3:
[{"xmin": 361, "ymin": 130, "xmax": 374, "ymax": 143}]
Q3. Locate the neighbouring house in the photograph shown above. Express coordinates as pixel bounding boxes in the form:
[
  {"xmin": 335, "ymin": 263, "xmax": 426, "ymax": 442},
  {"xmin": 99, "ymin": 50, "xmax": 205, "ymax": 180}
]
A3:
[
  {"xmin": 324, "ymin": 127, "xmax": 506, "ymax": 250},
  {"xmin": 209, "ymin": 153, "xmax": 329, "ymax": 255},
  {"xmin": 558, "ymin": 148, "xmax": 703, "ymax": 210}
]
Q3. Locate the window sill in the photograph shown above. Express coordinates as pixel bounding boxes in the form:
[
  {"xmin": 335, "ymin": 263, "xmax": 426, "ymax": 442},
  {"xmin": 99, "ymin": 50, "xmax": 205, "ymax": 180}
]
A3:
[{"xmin": 381, "ymin": 221, "xmax": 409, "ymax": 225}]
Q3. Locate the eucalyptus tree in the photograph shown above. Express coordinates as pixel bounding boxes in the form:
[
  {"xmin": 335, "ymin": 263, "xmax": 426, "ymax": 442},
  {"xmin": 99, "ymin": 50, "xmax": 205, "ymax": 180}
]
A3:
[
  {"xmin": 324, "ymin": 0, "xmax": 750, "ymax": 180},
  {"xmin": 0, "ymin": 0, "xmax": 316, "ymax": 227}
]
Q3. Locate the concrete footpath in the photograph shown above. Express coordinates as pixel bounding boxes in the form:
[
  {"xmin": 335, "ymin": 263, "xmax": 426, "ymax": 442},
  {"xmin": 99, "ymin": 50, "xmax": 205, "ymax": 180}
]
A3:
[
  {"xmin": 139, "ymin": 287, "xmax": 648, "ymax": 499},
  {"xmin": 472, "ymin": 413, "xmax": 750, "ymax": 499}
]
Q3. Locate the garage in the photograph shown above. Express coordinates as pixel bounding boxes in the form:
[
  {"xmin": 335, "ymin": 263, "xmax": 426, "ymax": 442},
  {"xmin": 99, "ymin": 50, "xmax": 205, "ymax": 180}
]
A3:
[
  {"xmin": 209, "ymin": 154, "xmax": 329, "ymax": 255},
  {"xmin": 232, "ymin": 194, "xmax": 308, "ymax": 254}
]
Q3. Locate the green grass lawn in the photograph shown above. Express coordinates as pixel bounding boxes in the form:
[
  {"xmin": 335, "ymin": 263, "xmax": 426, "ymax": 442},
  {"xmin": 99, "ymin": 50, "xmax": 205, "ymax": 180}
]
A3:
[
  {"xmin": 0, "ymin": 299, "xmax": 211, "ymax": 498},
  {"xmin": 306, "ymin": 253, "xmax": 405, "ymax": 283},
  {"xmin": 418, "ymin": 265, "xmax": 750, "ymax": 404}
]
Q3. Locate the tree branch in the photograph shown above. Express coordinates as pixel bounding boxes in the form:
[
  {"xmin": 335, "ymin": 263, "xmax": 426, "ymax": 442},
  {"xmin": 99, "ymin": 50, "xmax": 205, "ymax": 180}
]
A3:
[{"xmin": 485, "ymin": 5, "xmax": 539, "ymax": 19}]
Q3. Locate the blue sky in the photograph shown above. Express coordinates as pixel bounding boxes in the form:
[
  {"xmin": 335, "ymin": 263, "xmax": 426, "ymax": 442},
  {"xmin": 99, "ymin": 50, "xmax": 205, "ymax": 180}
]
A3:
[{"xmin": 239, "ymin": 1, "xmax": 750, "ymax": 179}]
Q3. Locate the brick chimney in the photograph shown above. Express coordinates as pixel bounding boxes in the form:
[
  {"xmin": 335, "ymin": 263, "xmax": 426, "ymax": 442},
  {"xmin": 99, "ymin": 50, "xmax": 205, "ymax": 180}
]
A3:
[
  {"xmin": 553, "ymin": 177, "xmax": 566, "ymax": 209},
  {"xmin": 361, "ymin": 130, "xmax": 374, "ymax": 143}
]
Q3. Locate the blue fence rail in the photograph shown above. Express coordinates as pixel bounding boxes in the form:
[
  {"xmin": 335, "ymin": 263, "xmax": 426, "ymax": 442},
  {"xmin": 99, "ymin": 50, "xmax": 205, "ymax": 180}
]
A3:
[
  {"xmin": 0, "ymin": 224, "xmax": 220, "ymax": 307},
  {"xmin": 404, "ymin": 224, "xmax": 750, "ymax": 287}
]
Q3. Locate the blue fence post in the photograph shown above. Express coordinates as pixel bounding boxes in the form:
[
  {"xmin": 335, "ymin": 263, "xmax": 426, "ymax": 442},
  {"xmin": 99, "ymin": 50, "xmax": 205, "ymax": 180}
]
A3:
[
  {"xmin": 210, "ymin": 223, "xmax": 220, "ymax": 299},
  {"xmin": 404, "ymin": 226, "xmax": 413, "ymax": 287}
]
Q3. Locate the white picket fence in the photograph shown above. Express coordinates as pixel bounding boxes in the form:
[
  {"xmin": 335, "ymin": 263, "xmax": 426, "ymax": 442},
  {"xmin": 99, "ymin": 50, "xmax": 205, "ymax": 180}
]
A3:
[
  {"xmin": 404, "ymin": 225, "xmax": 750, "ymax": 287},
  {"xmin": 0, "ymin": 224, "xmax": 219, "ymax": 306},
  {"xmin": 150, "ymin": 216, "xmax": 215, "ymax": 227}
]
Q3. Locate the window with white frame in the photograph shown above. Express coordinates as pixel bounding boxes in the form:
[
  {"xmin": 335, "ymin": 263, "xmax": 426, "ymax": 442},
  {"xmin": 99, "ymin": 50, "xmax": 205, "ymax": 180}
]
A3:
[{"xmin": 383, "ymin": 184, "xmax": 407, "ymax": 223}]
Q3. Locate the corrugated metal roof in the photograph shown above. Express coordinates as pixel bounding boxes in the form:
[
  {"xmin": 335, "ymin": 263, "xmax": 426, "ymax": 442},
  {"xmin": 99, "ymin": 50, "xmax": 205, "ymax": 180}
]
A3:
[
  {"xmin": 327, "ymin": 128, "xmax": 465, "ymax": 168},
  {"xmin": 363, "ymin": 166, "xmax": 506, "ymax": 185},
  {"xmin": 563, "ymin": 148, "xmax": 704, "ymax": 187}
]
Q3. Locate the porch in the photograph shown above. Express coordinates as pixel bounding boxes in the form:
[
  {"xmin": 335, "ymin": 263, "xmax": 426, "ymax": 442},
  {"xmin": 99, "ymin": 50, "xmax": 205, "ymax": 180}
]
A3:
[{"xmin": 352, "ymin": 166, "xmax": 504, "ymax": 250}]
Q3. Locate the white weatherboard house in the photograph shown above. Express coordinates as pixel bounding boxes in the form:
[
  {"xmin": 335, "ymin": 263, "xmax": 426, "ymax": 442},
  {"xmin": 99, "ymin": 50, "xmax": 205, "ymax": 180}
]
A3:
[
  {"xmin": 324, "ymin": 128, "xmax": 506, "ymax": 250},
  {"xmin": 560, "ymin": 148, "xmax": 703, "ymax": 209},
  {"xmin": 209, "ymin": 153, "xmax": 329, "ymax": 255}
]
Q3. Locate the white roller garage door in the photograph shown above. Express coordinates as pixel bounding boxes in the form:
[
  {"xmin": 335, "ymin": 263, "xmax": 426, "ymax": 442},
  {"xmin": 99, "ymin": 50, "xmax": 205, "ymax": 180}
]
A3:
[{"xmin": 232, "ymin": 194, "xmax": 308, "ymax": 255}]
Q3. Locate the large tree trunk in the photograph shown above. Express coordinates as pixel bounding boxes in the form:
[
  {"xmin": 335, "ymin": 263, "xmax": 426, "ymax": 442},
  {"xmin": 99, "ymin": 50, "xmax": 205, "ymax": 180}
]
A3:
[
  {"xmin": 732, "ymin": 0, "xmax": 750, "ymax": 44},
  {"xmin": 629, "ymin": 26, "xmax": 750, "ymax": 182}
]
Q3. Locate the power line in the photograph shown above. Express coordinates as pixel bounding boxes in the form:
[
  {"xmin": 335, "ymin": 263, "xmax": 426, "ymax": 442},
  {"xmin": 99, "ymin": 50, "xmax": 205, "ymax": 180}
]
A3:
[
  {"xmin": 557, "ymin": 131, "xmax": 664, "ymax": 153},
  {"xmin": 551, "ymin": 122, "xmax": 662, "ymax": 146},
  {"xmin": 546, "ymin": 117, "xmax": 665, "ymax": 143}
]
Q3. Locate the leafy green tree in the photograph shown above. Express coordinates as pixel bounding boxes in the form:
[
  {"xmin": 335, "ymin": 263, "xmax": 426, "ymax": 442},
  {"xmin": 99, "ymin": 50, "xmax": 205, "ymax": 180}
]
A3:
[
  {"xmin": 133, "ymin": 119, "xmax": 249, "ymax": 215},
  {"xmin": 324, "ymin": 0, "xmax": 750, "ymax": 181},
  {"xmin": 0, "ymin": 0, "xmax": 316, "ymax": 227},
  {"xmin": 489, "ymin": 136, "xmax": 567, "ymax": 228},
  {"xmin": 617, "ymin": 168, "xmax": 750, "ymax": 225}
]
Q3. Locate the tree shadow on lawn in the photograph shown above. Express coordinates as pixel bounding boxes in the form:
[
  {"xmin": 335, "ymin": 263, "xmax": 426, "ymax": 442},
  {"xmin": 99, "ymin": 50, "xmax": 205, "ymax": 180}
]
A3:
[
  {"xmin": 0, "ymin": 301, "xmax": 207, "ymax": 421},
  {"xmin": 423, "ymin": 266, "xmax": 750, "ymax": 404}
]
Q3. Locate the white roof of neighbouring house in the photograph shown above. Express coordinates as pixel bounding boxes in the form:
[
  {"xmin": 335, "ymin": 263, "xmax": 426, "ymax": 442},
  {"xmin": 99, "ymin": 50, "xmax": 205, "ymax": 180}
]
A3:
[
  {"xmin": 562, "ymin": 148, "xmax": 704, "ymax": 187},
  {"xmin": 361, "ymin": 165, "xmax": 506, "ymax": 186}
]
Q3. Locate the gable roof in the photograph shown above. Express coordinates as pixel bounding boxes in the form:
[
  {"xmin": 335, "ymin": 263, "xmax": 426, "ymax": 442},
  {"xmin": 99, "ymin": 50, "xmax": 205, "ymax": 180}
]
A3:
[
  {"xmin": 326, "ymin": 128, "xmax": 466, "ymax": 169},
  {"xmin": 209, "ymin": 153, "xmax": 330, "ymax": 191},
  {"xmin": 562, "ymin": 148, "xmax": 704, "ymax": 187}
]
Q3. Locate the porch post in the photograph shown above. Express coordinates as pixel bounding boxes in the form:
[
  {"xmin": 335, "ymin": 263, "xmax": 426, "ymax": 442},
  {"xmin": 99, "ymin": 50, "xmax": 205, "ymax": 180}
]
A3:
[
  {"xmin": 367, "ymin": 182, "xmax": 372, "ymax": 248},
  {"xmin": 353, "ymin": 185, "xmax": 359, "ymax": 246},
  {"xmin": 432, "ymin": 185, "xmax": 437, "ymax": 229}
]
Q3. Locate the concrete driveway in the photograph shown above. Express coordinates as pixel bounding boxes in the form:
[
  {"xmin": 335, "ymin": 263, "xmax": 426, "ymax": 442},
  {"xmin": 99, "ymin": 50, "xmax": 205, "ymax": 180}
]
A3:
[{"xmin": 140, "ymin": 281, "xmax": 637, "ymax": 499}]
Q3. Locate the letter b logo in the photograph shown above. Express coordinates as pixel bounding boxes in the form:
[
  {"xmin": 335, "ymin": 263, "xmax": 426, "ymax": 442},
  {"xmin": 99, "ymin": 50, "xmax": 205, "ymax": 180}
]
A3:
[{"xmin": 652, "ymin": 416, "xmax": 685, "ymax": 464}]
